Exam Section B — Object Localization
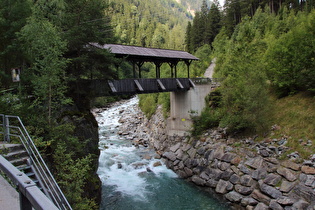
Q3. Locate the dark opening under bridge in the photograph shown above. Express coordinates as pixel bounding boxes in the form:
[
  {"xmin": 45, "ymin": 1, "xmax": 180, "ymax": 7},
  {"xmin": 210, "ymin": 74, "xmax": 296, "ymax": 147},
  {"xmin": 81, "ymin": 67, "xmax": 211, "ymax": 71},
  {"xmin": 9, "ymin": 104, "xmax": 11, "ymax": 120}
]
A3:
[{"xmin": 86, "ymin": 43, "xmax": 199, "ymax": 96}]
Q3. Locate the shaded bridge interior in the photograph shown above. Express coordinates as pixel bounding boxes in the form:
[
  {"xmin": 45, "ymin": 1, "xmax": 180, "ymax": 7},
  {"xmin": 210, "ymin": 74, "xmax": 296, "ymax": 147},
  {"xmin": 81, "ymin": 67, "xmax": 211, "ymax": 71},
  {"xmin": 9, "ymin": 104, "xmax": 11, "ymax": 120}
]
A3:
[{"xmin": 88, "ymin": 44, "xmax": 199, "ymax": 95}]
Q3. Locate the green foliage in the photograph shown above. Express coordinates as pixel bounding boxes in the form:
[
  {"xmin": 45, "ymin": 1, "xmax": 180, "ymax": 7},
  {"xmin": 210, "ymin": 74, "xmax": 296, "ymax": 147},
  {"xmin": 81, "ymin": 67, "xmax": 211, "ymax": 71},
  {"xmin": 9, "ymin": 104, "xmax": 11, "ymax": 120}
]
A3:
[
  {"xmin": 190, "ymin": 44, "xmax": 212, "ymax": 77},
  {"xmin": 0, "ymin": 0, "xmax": 31, "ymax": 87},
  {"xmin": 202, "ymin": 8, "xmax": 275, "ymax": 135},
  {"xmin": 139, "ymin": 94, "xmax": 158, "ymax": 118},
  {"xmin": 53, "ymin": 143, "xmax": 97, "ymax": 210},
  {"xmin": 265, "ymin": 10, "xmax": 315, "ymax": 96},
  {"xmin": 192, "ymin": 107, "xmax": 221, "ymax": 136},
  {"xmin": 186, "ymin": 1, "xmax": 222, "ymax": 52},
  {"xmin": 157, "ymin": 92, "xmax": 170, "ymax": 118},
  {"xmin": 108, "ymin": 0, "xmax": 190, "ymax": 49}
]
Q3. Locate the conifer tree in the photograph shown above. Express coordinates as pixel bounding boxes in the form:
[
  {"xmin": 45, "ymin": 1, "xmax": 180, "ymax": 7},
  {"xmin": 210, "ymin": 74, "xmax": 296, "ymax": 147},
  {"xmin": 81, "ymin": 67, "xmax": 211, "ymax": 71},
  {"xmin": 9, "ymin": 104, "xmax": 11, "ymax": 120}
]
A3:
[
  {"xmin": 185, "ymin": 21, "xmax": 193, "ymax": 52},
  {"xmin": 19, "ymin": 0, "xmax": 68, "ymax": 124},
  {"xmin": 204, "ymin": 0, "xmax": 221, "ymax": 46},
  {"xmin": 0, "ymin": 0, "xmax": 31, "ymax": 88}
]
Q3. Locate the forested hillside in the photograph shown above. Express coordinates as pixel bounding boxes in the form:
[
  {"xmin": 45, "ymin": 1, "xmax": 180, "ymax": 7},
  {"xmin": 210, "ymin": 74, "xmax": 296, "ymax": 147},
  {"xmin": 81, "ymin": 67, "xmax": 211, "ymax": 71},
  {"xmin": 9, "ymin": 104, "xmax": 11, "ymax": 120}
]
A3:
[
  {"xmin": 188, "ymin": 0, "xmax": 315, "ymax": 159},
  {"xmin": 107, "ymin": 0, "xmax": 192, "ymax": 49}
]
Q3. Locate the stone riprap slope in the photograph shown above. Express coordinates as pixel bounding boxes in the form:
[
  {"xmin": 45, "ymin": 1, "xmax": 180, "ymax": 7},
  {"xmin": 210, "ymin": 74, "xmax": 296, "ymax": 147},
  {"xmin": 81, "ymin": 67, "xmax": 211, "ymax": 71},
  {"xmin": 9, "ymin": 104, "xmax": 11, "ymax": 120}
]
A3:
[{"xmin": 118, "ymin": 104, "xmax": 315, "ymax": 210}]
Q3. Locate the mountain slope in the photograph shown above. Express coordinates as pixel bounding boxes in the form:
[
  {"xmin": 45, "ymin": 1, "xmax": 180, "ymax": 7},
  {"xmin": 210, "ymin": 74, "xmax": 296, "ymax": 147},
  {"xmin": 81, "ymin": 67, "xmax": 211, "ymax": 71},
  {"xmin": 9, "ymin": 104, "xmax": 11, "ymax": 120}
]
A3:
[{"xmin": 107, "ymin": 0, "xmax": 208, "ymax": 50}]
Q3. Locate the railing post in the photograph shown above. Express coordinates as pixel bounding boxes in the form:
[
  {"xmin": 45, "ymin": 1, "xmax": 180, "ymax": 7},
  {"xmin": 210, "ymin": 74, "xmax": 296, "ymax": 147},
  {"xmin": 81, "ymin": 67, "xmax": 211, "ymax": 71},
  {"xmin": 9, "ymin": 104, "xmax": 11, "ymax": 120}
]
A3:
[
  {"xmin": 4, "ymin": 115, "xmax": 10, "ymax": 142},
  {"xmin": 20, "ymin": 192, "xmax": 32, "ymax": 210}
]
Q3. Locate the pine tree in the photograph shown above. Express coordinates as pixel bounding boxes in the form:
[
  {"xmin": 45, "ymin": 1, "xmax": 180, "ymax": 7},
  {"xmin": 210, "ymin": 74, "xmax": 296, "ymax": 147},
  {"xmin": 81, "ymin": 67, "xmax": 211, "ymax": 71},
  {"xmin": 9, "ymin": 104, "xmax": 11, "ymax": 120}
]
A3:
[
  {"xmin": 0, "ymin": 0, "xmax": 31, "ymax": 88},
  {"xmin": 185, "ymin": 21, "xmax": 193, "ymax": 52},
  {"xmin": 19, "ymin": 0, "xmax": 68, "ymax": 124},
  {"xmin": 61, "ymin": 0, "xmax": 115, "ymax": 81},
  {"xmin": 204, "ymin": 0, "xmax": 221, "ymax": 46}
]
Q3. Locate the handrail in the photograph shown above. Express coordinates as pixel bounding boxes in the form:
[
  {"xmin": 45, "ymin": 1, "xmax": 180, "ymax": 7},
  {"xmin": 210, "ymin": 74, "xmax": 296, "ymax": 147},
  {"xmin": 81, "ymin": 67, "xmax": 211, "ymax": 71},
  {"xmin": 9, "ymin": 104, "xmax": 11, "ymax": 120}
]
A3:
[
  {"xmin": 0, "ymin": 155, "xmax": 59, "ymax": 210},
  {"xmin": 0, "ymin": 114, "xmax": 72, "ymax": 210}
]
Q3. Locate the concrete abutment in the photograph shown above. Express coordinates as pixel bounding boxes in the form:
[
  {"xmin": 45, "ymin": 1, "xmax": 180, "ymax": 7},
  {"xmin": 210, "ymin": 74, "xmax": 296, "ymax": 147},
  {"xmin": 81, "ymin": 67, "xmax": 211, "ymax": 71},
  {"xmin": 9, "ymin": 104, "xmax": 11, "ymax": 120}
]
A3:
[{"xmin": 167, "ymin": 83, "xmax": 213, "ymax": 136}]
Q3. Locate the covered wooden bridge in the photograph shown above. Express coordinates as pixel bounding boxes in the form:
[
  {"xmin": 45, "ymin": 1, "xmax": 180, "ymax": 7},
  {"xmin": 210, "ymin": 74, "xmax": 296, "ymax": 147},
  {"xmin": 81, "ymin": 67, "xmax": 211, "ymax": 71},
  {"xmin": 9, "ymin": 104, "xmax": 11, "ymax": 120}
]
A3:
[{"xmin": 89, "ymin": 43, "xmax": 199, "ymax": 95}]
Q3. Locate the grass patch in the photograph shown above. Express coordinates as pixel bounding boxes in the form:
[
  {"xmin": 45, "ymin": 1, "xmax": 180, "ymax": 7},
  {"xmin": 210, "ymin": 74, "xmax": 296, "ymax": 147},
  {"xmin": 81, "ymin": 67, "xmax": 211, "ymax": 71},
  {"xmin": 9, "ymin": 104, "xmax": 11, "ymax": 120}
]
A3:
[{"xmin": 271, "ymin": 92, "xmax": 315, "ymax": 159}]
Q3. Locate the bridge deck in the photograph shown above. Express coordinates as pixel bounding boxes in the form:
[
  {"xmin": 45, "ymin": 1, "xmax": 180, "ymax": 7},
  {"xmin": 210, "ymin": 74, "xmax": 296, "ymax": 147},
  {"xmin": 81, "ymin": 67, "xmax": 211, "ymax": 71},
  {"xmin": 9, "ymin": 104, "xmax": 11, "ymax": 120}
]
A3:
[
  {"xmin": 108, "ymin": 78, "xmax": 194, "ymax": 95},
  {"xmin": 81, "ymin": 78, "xmax": 197, "ymax": 96}
]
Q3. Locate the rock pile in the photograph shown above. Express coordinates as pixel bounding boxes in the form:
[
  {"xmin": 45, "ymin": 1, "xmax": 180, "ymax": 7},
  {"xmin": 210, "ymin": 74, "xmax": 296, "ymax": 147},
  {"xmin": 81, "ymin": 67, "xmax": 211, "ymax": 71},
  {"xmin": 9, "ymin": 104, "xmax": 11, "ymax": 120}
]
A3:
[{"xmin": 118, "ymin": 104, "xmax": 315, "ymax": 210}]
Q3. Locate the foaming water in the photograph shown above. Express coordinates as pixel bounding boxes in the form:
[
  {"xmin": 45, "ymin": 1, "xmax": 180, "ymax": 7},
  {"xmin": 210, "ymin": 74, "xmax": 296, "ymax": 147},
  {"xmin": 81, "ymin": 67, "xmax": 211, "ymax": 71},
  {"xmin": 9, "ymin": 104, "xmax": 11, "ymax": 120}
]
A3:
[{"xmin": 96, "ymin": 97, "xmax": 230, "ymax": 210}]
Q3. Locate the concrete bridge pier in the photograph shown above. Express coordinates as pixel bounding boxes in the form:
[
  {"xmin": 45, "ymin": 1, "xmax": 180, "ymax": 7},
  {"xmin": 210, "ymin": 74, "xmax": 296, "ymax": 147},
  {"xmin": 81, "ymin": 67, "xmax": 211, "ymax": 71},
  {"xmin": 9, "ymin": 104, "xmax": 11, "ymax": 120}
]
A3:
[{"xmin": 167, "ymin": 83, "xmax": 213, "ymax": 136}]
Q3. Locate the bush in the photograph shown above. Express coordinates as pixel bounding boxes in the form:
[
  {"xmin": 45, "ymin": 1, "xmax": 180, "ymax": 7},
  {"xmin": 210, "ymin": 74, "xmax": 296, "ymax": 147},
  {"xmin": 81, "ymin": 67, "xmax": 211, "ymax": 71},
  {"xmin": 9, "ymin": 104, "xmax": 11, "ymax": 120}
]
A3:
[{"xmin": 139, "ymin": 94, "xmax": 158, "ymax": 118}]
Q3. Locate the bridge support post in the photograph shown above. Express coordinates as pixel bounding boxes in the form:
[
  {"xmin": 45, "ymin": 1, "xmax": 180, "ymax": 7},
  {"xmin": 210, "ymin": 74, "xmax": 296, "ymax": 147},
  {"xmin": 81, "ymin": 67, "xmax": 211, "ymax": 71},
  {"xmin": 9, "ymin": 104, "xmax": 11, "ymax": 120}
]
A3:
[
  {"xmin": 167, "ymin": 83, "xmax": 213, "ymax": 136},
  {"xmin": 4, "ymin": 115, "xmax": 10, "ymax": 142},
  {"xmin": 20, "ymin": 192, "xmax": 32, "ymax": 210}
]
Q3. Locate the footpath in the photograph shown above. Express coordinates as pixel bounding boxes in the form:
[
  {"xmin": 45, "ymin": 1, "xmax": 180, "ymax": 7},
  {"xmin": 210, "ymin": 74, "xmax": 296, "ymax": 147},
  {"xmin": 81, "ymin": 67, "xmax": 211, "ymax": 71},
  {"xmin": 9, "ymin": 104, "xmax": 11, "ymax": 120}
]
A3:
[{"xmin": 0, "ymin": 142, "xmax": 20, "ymax": 210}]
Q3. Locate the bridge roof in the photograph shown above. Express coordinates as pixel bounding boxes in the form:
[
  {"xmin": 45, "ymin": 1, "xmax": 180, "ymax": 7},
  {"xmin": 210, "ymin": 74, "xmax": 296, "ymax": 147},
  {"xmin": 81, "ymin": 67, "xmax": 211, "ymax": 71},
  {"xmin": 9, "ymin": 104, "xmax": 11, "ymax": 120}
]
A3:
[{"xmin": 90, "ymin": 43, "xmax": 199, "ymax": 62}]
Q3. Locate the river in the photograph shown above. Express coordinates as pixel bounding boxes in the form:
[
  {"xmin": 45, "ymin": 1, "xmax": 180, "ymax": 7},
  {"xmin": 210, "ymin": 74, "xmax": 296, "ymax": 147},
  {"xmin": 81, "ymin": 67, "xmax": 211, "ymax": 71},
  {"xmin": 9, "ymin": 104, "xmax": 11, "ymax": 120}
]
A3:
[{"xmin": 95, "ymin": 97, "xmax": 230, "ymax": 210}]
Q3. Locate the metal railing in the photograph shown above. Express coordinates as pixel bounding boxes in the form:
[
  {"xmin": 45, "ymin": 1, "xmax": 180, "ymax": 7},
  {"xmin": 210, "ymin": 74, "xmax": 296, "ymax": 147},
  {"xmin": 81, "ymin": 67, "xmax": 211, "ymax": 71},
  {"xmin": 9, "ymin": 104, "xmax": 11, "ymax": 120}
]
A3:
[
  {"xmin": 0, "ymin": 155, "xmax": 59, "ymax": 210},
  {"xmin": 190, "ymin": 77, "xmax": 223, "ymax": 85},
  {"xmin": 0, "ymin": 114, "xmax": 72, "ymax": 210}
]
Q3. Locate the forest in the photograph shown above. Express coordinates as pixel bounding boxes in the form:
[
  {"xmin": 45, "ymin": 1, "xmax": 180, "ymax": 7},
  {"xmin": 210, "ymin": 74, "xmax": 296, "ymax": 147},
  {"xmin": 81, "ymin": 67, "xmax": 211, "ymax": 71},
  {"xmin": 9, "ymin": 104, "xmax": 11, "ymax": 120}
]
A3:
[{"xmin": 1, "ymin": 0, "xmax": 315, "ymax": 209}]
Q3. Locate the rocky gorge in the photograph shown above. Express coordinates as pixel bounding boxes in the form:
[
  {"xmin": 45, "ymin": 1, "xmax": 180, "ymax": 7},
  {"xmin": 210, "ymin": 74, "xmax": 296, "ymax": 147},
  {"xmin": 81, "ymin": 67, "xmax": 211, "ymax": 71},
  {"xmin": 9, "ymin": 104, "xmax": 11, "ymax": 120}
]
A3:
[{"xmin": 109, "ymin": 99, "xmax": 315, "ymax": 210}]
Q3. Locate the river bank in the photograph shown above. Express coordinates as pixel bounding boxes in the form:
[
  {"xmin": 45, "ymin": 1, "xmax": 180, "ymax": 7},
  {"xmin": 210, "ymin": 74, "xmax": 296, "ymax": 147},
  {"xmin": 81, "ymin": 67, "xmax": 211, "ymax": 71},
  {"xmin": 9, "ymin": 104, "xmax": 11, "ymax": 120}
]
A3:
[
  {"xmin": 111, "ymin": 98, "xmax": 315, "ymax": 210},
  {"xmin": 93, "ymin": 97, "xmax": 229, "ymax": 209}
]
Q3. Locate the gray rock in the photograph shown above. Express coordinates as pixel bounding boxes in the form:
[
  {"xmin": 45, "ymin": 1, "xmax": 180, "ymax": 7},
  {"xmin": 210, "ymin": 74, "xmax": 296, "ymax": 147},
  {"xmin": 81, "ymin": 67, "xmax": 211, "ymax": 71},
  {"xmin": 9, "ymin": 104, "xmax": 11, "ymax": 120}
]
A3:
[
  {"xmin": 200, "ymin": 171, "xmax": 210, "ymax": 181},
  {"xmin": 292, "ymin": 199, "xmax": 309, "ymax": 210},
  {"xmin": 170, "ymin": 142, "xmax": 181, "ymax": 152},
  {"xmin": 251, "ymin": 189, "xmax": 271, "ymax": 205},
  {"xmin": 239, "ymin": 164, "xmax": 252, "ymax": 174},
  {"xmin": 264, "ymin": 157, "xmax": 279, "ymax": 165},
  {"xmin": 197, "ymin": 147, "xmax": 206, "ymax": 155},
  {"xmin": 269, "ymin": 200, "xmax": 284, "ymax": 210},
  {"xmin": 175, "ymin": 149, "xmax": 184, "ymax": 160},
  {"xmin": 221, "ymin": 152, "xmax": 237, "ymax": 163},
  {"xmin": 162, "ymin": 151, "xmax": 176, "ymax": 161},
  {"xmin": 208, "ymin": 168, "xmax": 223, "ymax": 181},
  {"xmin": 230, "ymin": 174, "xmax": 240, "ymax": 184},
  {"xmin": 190, "ymin": 159, "xmax": 199, "ymax": 167},
  {"xmin": 177, "ymin": 170, "xmax": 189, "ymax": 178},
  {"xmin": 184, "ymin": 167, "xmax": 193, "ymax": 177},
  {"xmin": 215, "ymin": 179, "xmax": 230, "ymax": 194},
  {"xmin": 281, "ymin": 160, "xmax": 300, "ymax": 171},
  {"xmin": 291, "ymin": 183, "xmax": 315, "ymax": 203},
  {"xmin": 264, "ymin": 173, "xmax": 282, "ymax": 186},
  {"xmin": 226, "ymin": 181, "xmax": 234, "ymax": 191},
  {"xmin": 205, "ymin": 150, "xmax": 214, "ymax": 161},
  {"xmin": 265, "ymin": 162, "xmax": 278, "ymax": 173},
  {"xmin": 213, "ymin": 146, "xmax": 225, "ymax": 160},
  {"xmin": 240, "ymin": 175, "xmax": 255, "ymax": 187},
  {"xmin": 221, "ymin": 169, "xmax": 234, "ymax": 181},
  {"xmin": 277, "ymin": 167, "xmax": 297, "ymax": 182},
  {"xmin": 259, "ymin": 149, "xmax": 270, "ymax": 157},
  {"xmin": 184, "ymin": 158, "xmax": 192, "ymax": 168},
  {"xmin": 218, "ymin": 161, "xmax": 230, "ymax": 171},
  {"xmin": 245, "ymin": 157, "xmax": 265, "ymax": 169},
  {"xmin": 252, "ymin": 168, "xmax": 267, "ymax": 180},
  {"xmin": 191, "ymin": 175, "xmax": 206, "ymax": 186},
  {"xmin": 225, "ymin": 191, "xmax": 243, "ymax": 202},
  {"xmin": 241, "ymin": 197, "xmax": 259, "ymax": 206},
  {"xmin": 304, "ymin": 174, "xmax": 315, "ymax": 187},
  {"xmin": 260, "ymin": 182, "xmax": 282, "ymax": 199},
  {"xmin": 187, "ymin": 147, "xmax": 197, "ymax": 159},
  {"xmin": 178, "ymin": 161, "xmax": 185, "ymax": 170},
  {"xmin": 235, "ymin": 184, "xmax": 253, "ymax": 195},
  {"xmin": 254, "ymin": 202, "xmax": 269, "ymax": 210},
  {"xmin": 280, "ymin": 180, "xmax": 297, "ymax": 193},
  {"xmin": 276, "ymin": 196, "xmax": 295, "ymax": 205},
  {"xmin": 231, "ymin": 165, "xmax": 240, "ymax": 174},
  {"xmin": 205, "ymin": 178, "xmax": 218, "ymax": 188},
  {"xmin": 182, "ymin": 143, "xmax": 191, "ymax": 152}
]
